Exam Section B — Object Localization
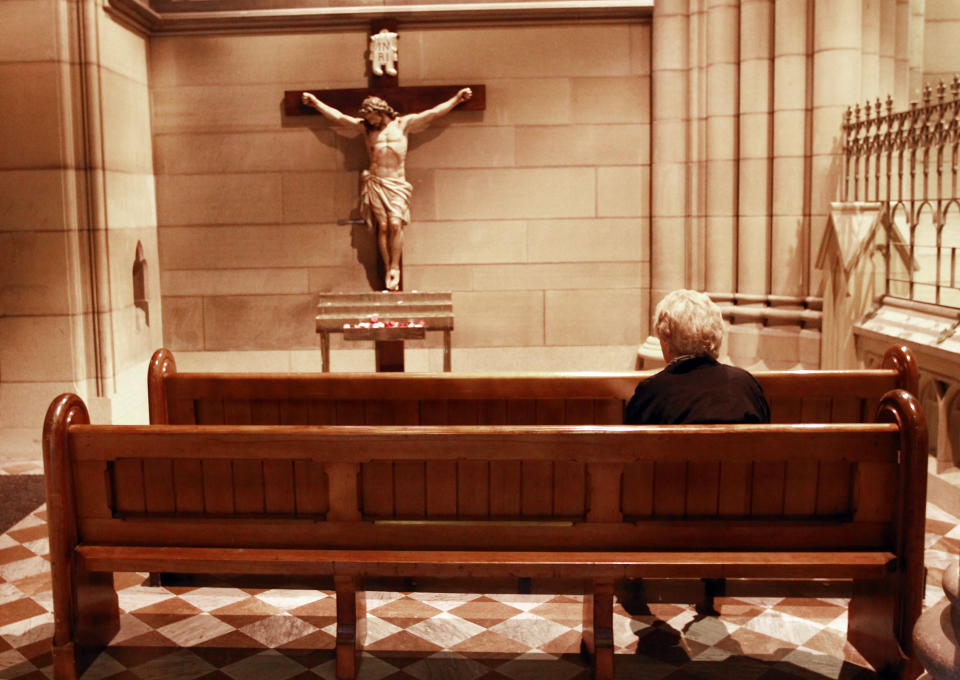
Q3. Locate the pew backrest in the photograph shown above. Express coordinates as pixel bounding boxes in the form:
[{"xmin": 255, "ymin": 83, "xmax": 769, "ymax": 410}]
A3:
[
  {"xmin": 147, "ymin": 346, "xmax": 918, "ymax": 426},
  {"xmin": 56, "ymin": 390, "xmax": 926, "ymax": 556}
]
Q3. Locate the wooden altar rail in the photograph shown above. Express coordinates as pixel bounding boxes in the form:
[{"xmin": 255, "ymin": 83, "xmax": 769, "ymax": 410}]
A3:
[
  {"xmin": 44, "ymin": 389, "xmax": 927, "ymax": 680},
  {"xmin": 148, "ymin": 345, "xmax": 917, "ymax": 427}
]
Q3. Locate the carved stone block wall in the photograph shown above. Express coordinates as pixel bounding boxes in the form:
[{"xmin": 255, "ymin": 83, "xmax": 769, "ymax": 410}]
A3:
[
  {"xmin": 0, "ymin": 0, "xmax": 162, "ymax": 428},
  {"xmin": 153, "ymin": 21, "xmax": 651, "ymax": 371}
]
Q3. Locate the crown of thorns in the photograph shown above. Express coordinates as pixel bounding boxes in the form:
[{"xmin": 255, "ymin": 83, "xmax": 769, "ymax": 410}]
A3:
[{"xmin": 358, "ymin": 96, "xmax": 398, "ymax": 118}]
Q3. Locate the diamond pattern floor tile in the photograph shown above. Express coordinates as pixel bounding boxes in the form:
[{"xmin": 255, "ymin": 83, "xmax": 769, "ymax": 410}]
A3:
[{"xmin": 0, "ymin": 488, "xmax": 953, "ymax": 680}]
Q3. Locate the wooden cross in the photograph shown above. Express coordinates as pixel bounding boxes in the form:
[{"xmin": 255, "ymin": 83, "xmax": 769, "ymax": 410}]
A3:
[
  {"xmin": 285, "ymin": 20, "xmax": 485, "ymax": 122},
  {"xmin": 286, "ymin": 19, "xmax": 484, "ymax": 371}
]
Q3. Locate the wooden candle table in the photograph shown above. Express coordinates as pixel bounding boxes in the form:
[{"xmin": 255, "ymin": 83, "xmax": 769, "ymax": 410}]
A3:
[{"xmin": 316, "ymin": 291, "xmax": 453, "ymax": 372}]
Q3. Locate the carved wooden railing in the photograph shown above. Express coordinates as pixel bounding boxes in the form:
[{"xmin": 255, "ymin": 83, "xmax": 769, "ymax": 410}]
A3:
[{"xmin": 842, "ymin": 78, "xmax": 960, "ymax": 309}]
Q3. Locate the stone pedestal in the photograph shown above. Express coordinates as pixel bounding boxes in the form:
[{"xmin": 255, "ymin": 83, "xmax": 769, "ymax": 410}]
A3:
[{"xmin": 914, "ymin": 557, "xmax": 960, "ymax": 679}]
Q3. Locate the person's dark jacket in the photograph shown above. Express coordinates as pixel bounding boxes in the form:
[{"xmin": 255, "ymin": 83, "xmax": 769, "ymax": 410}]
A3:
[{"xmin": 624, "ymin": 355, "xmax": 770, "ymax": 425}]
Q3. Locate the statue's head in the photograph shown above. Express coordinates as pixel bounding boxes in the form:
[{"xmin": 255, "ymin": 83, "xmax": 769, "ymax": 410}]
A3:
[{"xmin": 359, "ymin": 96, "xmax": 398, "ymax": 127}]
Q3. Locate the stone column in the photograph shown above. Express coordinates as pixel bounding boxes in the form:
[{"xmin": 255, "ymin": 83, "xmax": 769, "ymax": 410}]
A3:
[
  {"xmin": 913, "ymin": 555, "xmax": 960, "ymax": 679},
  {"xmin": 688, "ymin": 0, "xmax": 706, "ymax": 291},
  {"xmin": 737, "ymin": 0, "xmax": 773, "ymax": 295},
  {"xmin": 909, "ymin": 0, "xmax": 925, "ymax": 98},
  {"xmin": 810, "ymin": 0, "xmax": 862, "ymax": 294},
  {"xmin": 650, "ymin": 0, "xmax": 690, "ymax": 299},
  {"xmin": 704, "ymin": 0, "xmax": 739, "ymax": 293},
  {"xmin": 862, "ymin": 0, "xmax": 881, "ymax": 102},
  {"xmin": 895, "ymin": 0, "xmax": 911, "ymax": 104},
  {"xmin": 880, "ymin": 0, "xmax": 897, "ymax": 97},
  {"xmin": 643, "ymin": 0, "xmax": 691, "ymax": 366},
  {"xmin": 771, "ymin": 0, "xmax": 809, "ymax": 296}
]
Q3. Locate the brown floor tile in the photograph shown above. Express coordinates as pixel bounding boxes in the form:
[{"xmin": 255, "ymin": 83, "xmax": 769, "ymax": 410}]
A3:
[
  {"xmin": 210, "ymin": 596, "xmax": 282, "ymax": 617},
  {"xmin": 198, "ymin": 630, "xmax": 270, "ymax": 650},
  {"xmin": 103, "ymin": 644, "xmax": 184, "ymax": 666},
  {"xmin": 369, "ymin": 596, "xmax": 445, "ymax": 627},
  {"xmin": 114, "ymin": 572, "xmax": 150, "ymax": 590},
  {"xmin": 925, "ymin": 518, "xmax": 956, "ymax": 535},
  {"xmin": 0, "ymin": 596, "xmax": 46, "ymax": 626},
  {"xmin": 6, "ymin": 672, "xmax": 49, "ymax": 680},
  {"xmin": 800, "ymin": 629, "xmax": 847, "ymax": 657},
  {"xmin": 276, "ymin": 630, "xmax": 336, "ymax": 651},
  {"xmin": 189, "ymin": 643, "xmax": 268, "ymax": 666},
  {"xmin": 715, "ymin": 628, "xmax": 793, "ymax": 661},
  {"xmin": 526, "ymin": 601, "xmax": 582, "ymax": 627},
  {"xmin": 272, "ymin": 646, "xmax": 334, "ymax": 665},
  {"xmin": 10, "ymin": 571, "xmax": 51, "ymax": 596},
  {"xmin": 289, "ymin": 614, "xmax": 337, "ymax": 630},
  {"xmin": 16, "ymin": 638, "xmax": 51, "ymax": 666},
  {"xmin": 130, "ymin": 611, "xmax": 199, "ymax": 629},
  {"xmin": 210, "ymin": 613, "xmax": 274, "ymax": 629},
  {"xmin": 773, "ymin": 604, "xmax": 845, "ymax": 625},
  {"xmin": 0, "ymin": 544, "xmax": 37, "ymax": 565},
  {"xmin": 366, "ymin": 629, "xmax": 445, "ymax": 652},
  {"xmin": 288, "ymin": 598, "xmax": 336, "ymax": 618},
  {"xmin": 450, "ymin": 629, "xmax": 532, "ymax": 654},
  {"xmin": 110, "ymin": 630, "xmax": 179, "ymax": 648},
  {"xmin": 7, "ymin": 524, "xmax": 48, "ymax": 545},
  {"xmin": 538, "ymin": 629, "xmax": 583, "ymax": 654},
  {"xmin": 448, "ymin": 596, "xmax": 523, "ymax": 628}
]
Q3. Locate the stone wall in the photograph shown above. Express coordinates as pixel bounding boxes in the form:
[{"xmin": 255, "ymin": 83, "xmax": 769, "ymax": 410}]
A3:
[
  {"xmin": 98, "ymin": 10, "xmax": 163, "ymax": 423},
  {"xmin": 0, "ymin": 0, "xmax": 160, "ymax": 429},
  {"xmin": 154, "ymin": 21, "xmax": 651, "ymax": 372},
  {"xmin": 924, "ymin": 0, "xmax": 960, "ymax": 88}
]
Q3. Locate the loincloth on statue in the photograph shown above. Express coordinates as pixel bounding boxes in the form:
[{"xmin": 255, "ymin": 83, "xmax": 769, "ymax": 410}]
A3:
[{"xmin": 360, "ymin": 171, "xmax": 413, "ymax": 229}]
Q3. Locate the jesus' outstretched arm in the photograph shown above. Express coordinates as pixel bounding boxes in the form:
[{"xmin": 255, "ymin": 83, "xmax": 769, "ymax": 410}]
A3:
[
  {"xmin": 301, "ymin": 92, "xmax": 366, "ymax": 135},
  {"xmin": 403, "ymin": 88, "xmax": 472, "ymax": 134}
]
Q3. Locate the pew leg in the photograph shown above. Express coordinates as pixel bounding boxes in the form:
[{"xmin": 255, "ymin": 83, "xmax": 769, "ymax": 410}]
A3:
[
  {"xmin": 581, "ymin": 580, "xmax": 614, "ymax": 680},
  {"xmin": 335, "ymin": 575, "xmax": 365, "ymax": 680},
  {"xmin": 53, "ymin": 568, "xmax": 119, "ymax": 680},
  {"xmin": 848, "ymin": 576, "xmax": 915, "ymax": 679},
  {"xmin": 696, "ymin": 578, "xmax": 723, "ymax": 616}
]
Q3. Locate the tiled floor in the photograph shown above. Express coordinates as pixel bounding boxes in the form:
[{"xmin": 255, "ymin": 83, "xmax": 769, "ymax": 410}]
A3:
[{"xmin": 0, "ymin": 458, "xmax": 956, "ymax": 680}]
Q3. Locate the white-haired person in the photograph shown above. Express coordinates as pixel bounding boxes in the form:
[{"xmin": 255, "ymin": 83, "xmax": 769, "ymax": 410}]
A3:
[{"xmin": 625, "ymin": 289, "xmax": 770, "ymax": 425}]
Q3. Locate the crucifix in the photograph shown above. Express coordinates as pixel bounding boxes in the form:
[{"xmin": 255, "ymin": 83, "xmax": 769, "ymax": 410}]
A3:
[{"xmin": 285, "ymin": 19, "xmax": 484, "ymax": 370}]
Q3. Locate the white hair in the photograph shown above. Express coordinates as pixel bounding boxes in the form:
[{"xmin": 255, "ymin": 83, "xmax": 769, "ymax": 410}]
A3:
[{"xmin": 654, "ymin": 289, "xmax": 724, "ymax": 359}]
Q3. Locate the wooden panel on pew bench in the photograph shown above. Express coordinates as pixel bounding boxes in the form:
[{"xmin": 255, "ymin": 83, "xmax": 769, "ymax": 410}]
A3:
[
  {"xmin": 196, "ymin": 399, "xmax": 224, "ymax": 424},
  {"xmin": 360, "ymin": 460, "xmax": 588, "ymax": 521},
  {"xmin": 280, "ymin": 400, "xmax": 311, "ymax": 425},
  {"xmin": 425, "ymin": 461, "xmax": 457, "ymax": 516},
  {"xmin": 458, "ymin": 460, "xmax": 489, "ymax": 517},
  {"xmin": 686, "ymin": 461, "xmax": 720, "ymax": 516},
  {"xmin": 106, "ymin": 458, "xmax": 329, "ymax": 519},
  {"xmin": 203, "ymin": 460, "xmax": 234, "ymax": 514},
  {"xmin": 394, "ymin": 461, "xmax": 427, "ymax": 517},
  {"xmin": 223, "ymin": 399, "xmax": 251, "ymax": 424},
  {"xmin": 717, "ymin": 461, "xmax": 751, "ymax": 516},
  {"xmin": 784, "ymin": 460, "xmax": 818, "ymax": 515},
  {"xmin": 173, "ymin": 460, "xmax": 204, "ymax": 513},
  {"xmin": 490, "ymin": 461, "xmax": 522, "ymax": 516}
]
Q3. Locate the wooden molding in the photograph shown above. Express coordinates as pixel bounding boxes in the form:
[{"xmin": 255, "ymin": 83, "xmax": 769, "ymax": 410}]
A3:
[{"xmin": 105, "ymin": 0, "xmax": 651, "ymax": 34}]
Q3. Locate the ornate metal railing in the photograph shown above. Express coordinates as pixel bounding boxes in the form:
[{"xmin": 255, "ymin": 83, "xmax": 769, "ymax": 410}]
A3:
[{"xmin": 842, "ymin": 77, "xmax": 960, "ymax": 309}]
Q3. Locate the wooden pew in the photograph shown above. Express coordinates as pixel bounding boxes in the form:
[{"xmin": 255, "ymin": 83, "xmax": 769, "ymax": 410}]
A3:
[
  {"xmin": 44, "ymin": 390, "xmax": 927, "ymax": 680},
  {"xmin": 147, "ymin": 345, "xmax": 918, "ymax": 426}
]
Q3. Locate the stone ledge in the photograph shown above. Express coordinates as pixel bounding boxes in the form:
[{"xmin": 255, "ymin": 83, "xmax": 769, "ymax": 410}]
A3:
[{"xmin": 106, "ymin": 0, "xmax": 652, "ymax": 34}]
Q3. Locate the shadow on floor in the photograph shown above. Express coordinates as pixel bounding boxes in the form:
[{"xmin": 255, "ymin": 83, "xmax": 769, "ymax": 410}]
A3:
[{"xmin": 0, "ymin": 474, "xmax": 45, "ymax": 534}]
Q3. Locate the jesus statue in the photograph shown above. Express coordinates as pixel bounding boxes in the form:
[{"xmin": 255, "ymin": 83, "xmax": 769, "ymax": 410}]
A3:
[{"xmin": 301, "ymin": 88, "xmax": 473, "ymax": 291}]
